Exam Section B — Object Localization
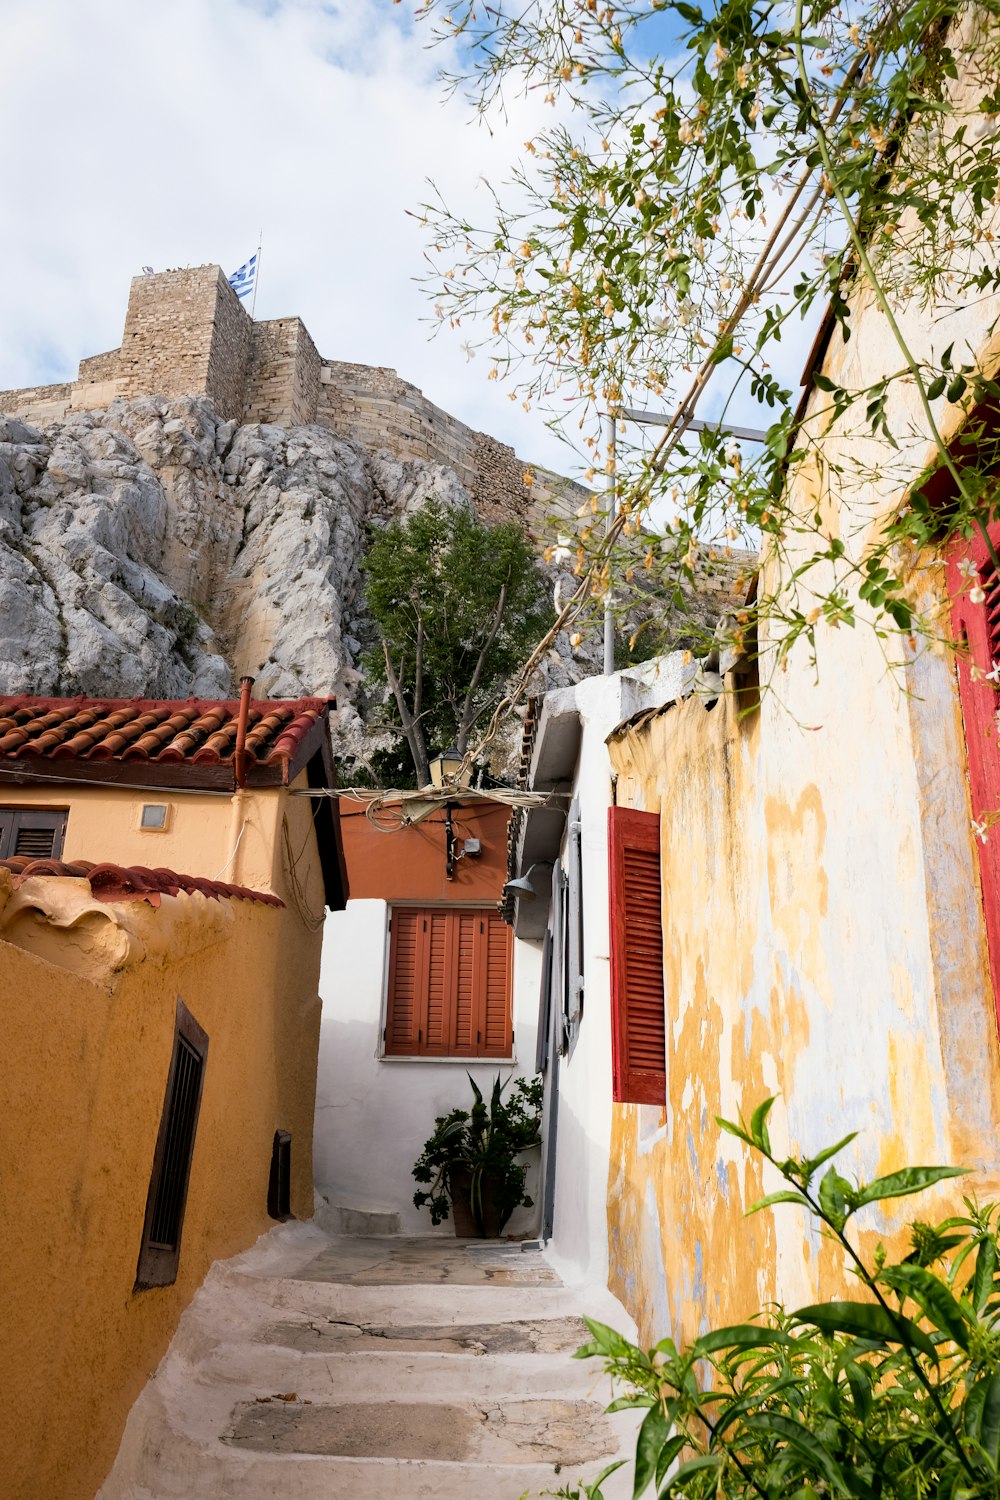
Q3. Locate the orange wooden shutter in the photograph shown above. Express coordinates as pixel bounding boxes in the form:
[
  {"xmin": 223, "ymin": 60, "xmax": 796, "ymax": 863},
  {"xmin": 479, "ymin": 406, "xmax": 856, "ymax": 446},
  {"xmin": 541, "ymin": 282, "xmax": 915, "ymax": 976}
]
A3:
[
  {"xmin": 482, "ymin": 912, "xmax": 513, "ymax": 1058},
  {"xmin": 385, "ymin": 907, "xmax": 513, "ymax": 1058},
  {"xmin": 948, "ymin": 524, "xmax": 1000, "ymax": 1010},
  {"xmin": 384, "ymin": 908, "xmax": 422, "ymax": 1054},
  {"xmin": 608, "ymin": 807, "xmax": 666, "ymax": 1105}
]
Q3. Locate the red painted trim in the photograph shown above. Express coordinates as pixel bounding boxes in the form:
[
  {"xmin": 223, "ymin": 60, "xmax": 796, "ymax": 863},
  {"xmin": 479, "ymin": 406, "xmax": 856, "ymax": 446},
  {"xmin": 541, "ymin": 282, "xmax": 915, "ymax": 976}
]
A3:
[
  {"xmin": 947, "ymin": 524, "xmax": 1000, "ymax": 1015},
  {"xmin": 608, "ymin": 807, "xmax": 666, "ymax": 1105}
]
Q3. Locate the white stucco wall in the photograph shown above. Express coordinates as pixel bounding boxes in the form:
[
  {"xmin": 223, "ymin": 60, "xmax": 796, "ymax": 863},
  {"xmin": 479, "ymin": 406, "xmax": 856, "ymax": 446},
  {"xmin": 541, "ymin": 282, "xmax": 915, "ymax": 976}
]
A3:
[
  {"xmin": 538, "ymin": 664, "xmax": 690, "ymax": 1287},
  {"xmin": 314, "ymin": 898, "xmax": 544, "ymax": 1234}
]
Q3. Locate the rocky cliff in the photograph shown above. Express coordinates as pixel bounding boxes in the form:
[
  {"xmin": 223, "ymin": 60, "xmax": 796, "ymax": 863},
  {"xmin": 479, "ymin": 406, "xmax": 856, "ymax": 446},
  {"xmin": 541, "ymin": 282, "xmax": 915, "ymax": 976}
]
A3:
[{"xmin": 0, "ymin": 396, "xmax": 596, "ymax": 771}]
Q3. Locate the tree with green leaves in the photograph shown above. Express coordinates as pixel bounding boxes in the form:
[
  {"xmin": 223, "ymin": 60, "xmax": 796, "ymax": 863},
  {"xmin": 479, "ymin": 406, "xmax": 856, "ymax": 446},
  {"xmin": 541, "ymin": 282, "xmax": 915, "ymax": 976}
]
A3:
[
  {"xmin": 362, "ymin": 501, "xmax": 552, "ymax": 786},
  {"xmin": 410, "ymin": 0, "xmax": 1000, "ymax": 688}
]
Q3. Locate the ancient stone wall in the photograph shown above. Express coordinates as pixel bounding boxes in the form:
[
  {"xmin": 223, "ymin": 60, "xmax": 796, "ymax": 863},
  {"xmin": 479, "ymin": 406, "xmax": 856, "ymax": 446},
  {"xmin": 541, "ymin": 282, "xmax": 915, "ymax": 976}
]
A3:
[
  {"xmin": 204, "ymin": 273, "xmax": 254, "ymax": 422},
  {"xmin": 0, "ymin": 265, "xmax": 586, "ymax": 524},
  {"xmin": 247, "ymin": 318, "xmax": 321, "ymax": 427}
]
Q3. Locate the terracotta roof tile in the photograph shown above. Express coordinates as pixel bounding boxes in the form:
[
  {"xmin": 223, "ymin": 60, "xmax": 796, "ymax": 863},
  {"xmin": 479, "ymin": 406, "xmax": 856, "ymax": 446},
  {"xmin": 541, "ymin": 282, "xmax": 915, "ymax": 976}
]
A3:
[
  {"xmin": 0, "ymin": 857, "xmax": 284, "ymax": 908},
  {"xmin": 0, "ymin": 694, "xmax": 335, "ymax": 788}
]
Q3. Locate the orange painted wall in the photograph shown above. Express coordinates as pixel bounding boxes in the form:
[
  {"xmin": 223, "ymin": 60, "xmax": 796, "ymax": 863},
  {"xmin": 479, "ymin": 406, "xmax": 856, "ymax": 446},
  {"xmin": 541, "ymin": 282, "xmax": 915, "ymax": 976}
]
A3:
[{"xmin": 340, "ymin": 798, "xmax": 510, "ymax": 903}]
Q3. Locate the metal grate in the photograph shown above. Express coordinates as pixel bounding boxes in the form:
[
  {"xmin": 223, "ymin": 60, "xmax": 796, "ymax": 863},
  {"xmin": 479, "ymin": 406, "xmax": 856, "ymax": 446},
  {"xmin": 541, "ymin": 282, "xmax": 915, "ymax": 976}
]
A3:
[
  {"xmin": 135, "ymin": 1000, "xmax": 208, "ymax": 1291},
  {"xmin": 148, "ymin": 1036, "xmax": 203, "ymax": 1249},
  {"xmin": 13, "ymin": 825, "xmax": 59, "ymax": 858}
]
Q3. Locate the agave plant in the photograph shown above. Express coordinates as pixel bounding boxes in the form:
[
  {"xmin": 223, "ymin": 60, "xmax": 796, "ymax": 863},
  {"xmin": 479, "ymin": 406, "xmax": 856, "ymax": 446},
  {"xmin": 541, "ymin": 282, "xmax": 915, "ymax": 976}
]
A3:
[{"xmin": 412, "ymin": 1072, "xmax": 543, "ymax": 1233}]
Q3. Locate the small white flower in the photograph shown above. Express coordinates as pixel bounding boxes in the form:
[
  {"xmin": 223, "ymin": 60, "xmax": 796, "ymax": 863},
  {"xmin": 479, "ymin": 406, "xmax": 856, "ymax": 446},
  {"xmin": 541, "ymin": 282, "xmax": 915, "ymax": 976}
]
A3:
[
  {"xmin": 986, "ymin": 659, "xmax": 1000, "ymax": 684},
  {"xmin": 460, "ymin": 340, "xmax": 476, "ymax": 361},
  {"xmin": 974, "ymin": 818, "xmax": 990, "ymax": 844},
  {"xmin": 971, "ymin": 585, "xmax": 986, "ymax": 605},
  {"xmin": 958, "ymin": 556, "xmax": 979, "ymax": 581}
]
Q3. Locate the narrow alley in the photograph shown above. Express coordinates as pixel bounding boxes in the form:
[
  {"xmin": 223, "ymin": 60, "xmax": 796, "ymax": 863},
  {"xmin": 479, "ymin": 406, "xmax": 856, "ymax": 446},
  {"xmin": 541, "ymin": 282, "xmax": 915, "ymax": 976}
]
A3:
[{"xmin": 99, "ymin": 1225, "xmax": 637, "ymax": 1500}]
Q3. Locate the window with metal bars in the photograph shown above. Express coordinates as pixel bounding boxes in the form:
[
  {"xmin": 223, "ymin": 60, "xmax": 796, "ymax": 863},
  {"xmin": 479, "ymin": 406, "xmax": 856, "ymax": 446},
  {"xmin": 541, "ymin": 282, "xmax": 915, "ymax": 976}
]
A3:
[
  {"xmin": 0, "ymin": 806, "xmax": 68, "ymax": 860},
  {"xmin": 135, "ymin": 999, "xmax": 208, "ymax": 1291},
  {"xmin": 383, "ymin": 906, "xmax": 513, "ymax": 1058},
  {"xmin": 608, "ymin": 807, "xmax": 667, "ymax": 1105}
]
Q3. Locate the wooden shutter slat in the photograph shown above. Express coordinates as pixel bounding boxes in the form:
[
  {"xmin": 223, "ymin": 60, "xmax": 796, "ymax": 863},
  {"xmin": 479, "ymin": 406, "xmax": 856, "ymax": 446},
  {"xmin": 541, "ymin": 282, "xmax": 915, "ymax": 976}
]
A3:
[
  {"xmin": 424, "ymin": 911, "xmax": 451, "ymax": 1053},
  {"xmin": 452, "ymin": 911, "xmax": 477, "ymax": 1054},
  {"xmin": 608, "ymin": 807, "xmax": 666, "ymax": 1105},
  {"xmin": 482, "ymin": 913, "xmax": 513, "ymax": 1057},
  {"xmin": 385, "ymin": 909, "xmax": 421, "ymax": 1055}
]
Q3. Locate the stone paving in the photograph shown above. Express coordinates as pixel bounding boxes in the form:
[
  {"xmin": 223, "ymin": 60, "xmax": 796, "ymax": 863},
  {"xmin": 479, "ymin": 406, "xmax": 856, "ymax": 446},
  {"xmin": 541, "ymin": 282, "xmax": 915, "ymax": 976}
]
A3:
[{"xmin": 99, "ymin": 1226, "xmax": 638, "ymax": 1499}]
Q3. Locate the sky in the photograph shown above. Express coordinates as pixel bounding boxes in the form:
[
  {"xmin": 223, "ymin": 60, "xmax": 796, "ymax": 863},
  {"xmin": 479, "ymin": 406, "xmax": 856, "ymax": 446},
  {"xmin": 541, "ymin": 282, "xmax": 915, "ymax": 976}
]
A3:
[{"xmin": 0, "ymin": 0, "xmax": 574, "ymax": 470}]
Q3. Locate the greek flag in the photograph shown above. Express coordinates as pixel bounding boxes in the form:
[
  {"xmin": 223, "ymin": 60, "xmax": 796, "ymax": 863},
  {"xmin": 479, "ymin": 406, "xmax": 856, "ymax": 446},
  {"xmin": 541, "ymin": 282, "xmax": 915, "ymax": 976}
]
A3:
[{"xmin": 228, "ymin": 254, "xmax": 257, "ymax": 301}]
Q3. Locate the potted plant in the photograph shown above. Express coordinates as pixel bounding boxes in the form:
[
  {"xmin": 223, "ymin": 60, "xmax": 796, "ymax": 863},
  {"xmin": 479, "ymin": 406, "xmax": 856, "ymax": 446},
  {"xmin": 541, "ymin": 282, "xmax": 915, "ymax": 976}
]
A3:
[{"xmin": 412, "ymin": 1073, "xmax": 543, "ymax": 1237}]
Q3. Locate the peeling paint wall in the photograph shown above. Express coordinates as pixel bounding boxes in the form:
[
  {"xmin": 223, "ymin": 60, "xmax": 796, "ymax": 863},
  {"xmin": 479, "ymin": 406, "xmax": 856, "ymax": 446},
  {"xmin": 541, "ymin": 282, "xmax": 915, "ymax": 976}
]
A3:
[{"xmin": 604, "ymin": 517, "xmax": 1000, "ymax": 1351}]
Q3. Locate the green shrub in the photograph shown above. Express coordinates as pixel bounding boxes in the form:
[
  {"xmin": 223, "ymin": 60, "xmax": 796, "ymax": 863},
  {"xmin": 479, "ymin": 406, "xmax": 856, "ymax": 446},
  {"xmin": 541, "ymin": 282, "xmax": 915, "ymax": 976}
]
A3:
[{"xmin": 554, "ymin": 1099, "xmax": 1000, "ymax": 1498}]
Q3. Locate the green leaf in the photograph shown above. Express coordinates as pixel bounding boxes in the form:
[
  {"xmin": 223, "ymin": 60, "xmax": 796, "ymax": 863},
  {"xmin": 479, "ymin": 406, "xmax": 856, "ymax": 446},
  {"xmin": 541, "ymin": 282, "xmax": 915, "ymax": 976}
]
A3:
[
  {"xmin": 972, "ymin": 1237, "xmax": 997, "ymax": 1316},
  {"xmin": 879, "ymin": 1264, "xmax": 971, "ymax": 1349},
  {"xmin": 750, "ymin": 1096, "xmax": 776, "ymax": 1154},
  {"xmin": 948, "ymin": 374, "xmax": 968, "ymax": 403},
  {"xmin": 607, "ymin": 1396, "xmax": 656, "ymax": 1412},
  {"xmin": 818, "ymin": 1166, "xmax": 855, "ymax": 1229},
  {"xmin": 745, "ymin": 1413, "xmax": 850, "ymax": 1492},
  {"xmin": 655, "ymin": 1435, "xmax": 687, "ymax": 1488},
  {"xmin": 590, "ymin": 1460, "xmax": 627, "ymax": 1499},
  {"xmin": 746, "ymin": 1190, "xmax": 812, "ymax": 1216},
  {"xmin": 802, "ymin": 1132, "xmax": 858, "ymax": 1181},
  {"xmin": 980, "ymin": 1375, "xmax": 1000, "ymax": 1468},
  {"xmin": 660, "ymin": 1454, "xmax": 722, "ymax": 1496},
  {"xmin": 927, "ymin": 374, "xmax": 947, "ymax": 400},
  {"xmin": 793, "ymin": 1299, "xmax": 937, "ymax": 1360},
  {"xmin": 844, "ymin": 1360, "xmax": 872, "ymax": 1421},
  {"xmin": 855, "ymin": 1166, "xmax": 966, "ymax": 1208},
  {"xmin": 942, "ymin": 342, "xmax": 955, "ymax": 370},
  {"xmin": 633, "ymin": 1404, "xmax": 673, "ymax": 1499},
  {"xmin": 691, "ymin": 1323, "xmax": 791, "ymax": 1357},
  {"xmin": 578, "ymin": 1318, "xmax": 635, "ymax": 1360},
  {"xmin": 812, "ymin": 372, "xmax": 837, "ymax": 391}
]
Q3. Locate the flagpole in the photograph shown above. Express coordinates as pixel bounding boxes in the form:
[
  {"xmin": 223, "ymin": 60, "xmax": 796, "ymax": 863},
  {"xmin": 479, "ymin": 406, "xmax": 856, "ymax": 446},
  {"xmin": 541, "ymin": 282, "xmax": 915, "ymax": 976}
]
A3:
[{"xmin": 250, "ymin": 228, "xmax": 263, "ymax": 321}]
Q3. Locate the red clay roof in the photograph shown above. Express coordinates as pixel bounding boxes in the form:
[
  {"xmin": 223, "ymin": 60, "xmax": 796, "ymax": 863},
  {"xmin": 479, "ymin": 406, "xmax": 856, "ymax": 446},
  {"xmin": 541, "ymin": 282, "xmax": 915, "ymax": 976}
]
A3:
[
  {"xmin": 0, "ymin": 695, "xmax": 335, "ymax": 790},
  {"xmin": 0, "ymin": 856, "xmax": 283, "ymax": 908}
]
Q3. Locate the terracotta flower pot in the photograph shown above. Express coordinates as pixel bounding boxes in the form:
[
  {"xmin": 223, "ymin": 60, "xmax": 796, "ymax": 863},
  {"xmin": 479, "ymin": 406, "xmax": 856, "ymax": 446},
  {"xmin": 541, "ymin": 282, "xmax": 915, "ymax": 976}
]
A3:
[{"xmin": 449, "ymin": 1167, "xmax": 507, "ymax": 1238}]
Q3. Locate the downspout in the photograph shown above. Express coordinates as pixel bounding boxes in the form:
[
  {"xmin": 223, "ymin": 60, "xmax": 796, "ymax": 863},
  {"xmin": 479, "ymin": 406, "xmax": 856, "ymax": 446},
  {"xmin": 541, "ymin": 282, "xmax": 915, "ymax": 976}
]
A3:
[{"xmin": 234, "ymin": 675, "xmax": 254, "ymax": 790}]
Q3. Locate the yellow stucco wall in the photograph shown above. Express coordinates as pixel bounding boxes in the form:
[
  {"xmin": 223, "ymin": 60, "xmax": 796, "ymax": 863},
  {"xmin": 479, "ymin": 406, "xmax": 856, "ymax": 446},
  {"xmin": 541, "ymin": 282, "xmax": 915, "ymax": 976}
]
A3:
[
  {"xmin": 603, "ymin": 26, "xmax": 1000, "ymax": 1339},
  {"xmin": 0, "ymin": 834, "xmax": 325, "ymax": 1499},
  {"xmin": 606, "ymin": 639, "xmax": 1000, "ymax": 1348}
]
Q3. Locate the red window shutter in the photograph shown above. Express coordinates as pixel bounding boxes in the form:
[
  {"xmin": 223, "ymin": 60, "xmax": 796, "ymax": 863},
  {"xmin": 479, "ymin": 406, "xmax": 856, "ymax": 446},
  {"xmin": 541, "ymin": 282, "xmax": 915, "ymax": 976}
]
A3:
[
  {"xmin": 608, "ymin": 807, "xmax": 666, "ymax": 1105},
  {"xmin": 452, "ymin": 910, "xmax": 478, "ymax": 1053},
  {"xmin": 481, "ymin": 913, "xmax": 513, "ymax": 1058},
  {"xmin": 384, "ymin": 908, "xmax": 422, "ymax": 1055},
  {"xmin": 947, "ymin": 525, "xmax": 1000, "ymax": 1002},
  {"xmin": 384, "ymin": 906, "xmax": 513, "ymax": 1058},
  {"xmin": 424, "ymin": 909, "xmax": 452, "ymax": 1054}
]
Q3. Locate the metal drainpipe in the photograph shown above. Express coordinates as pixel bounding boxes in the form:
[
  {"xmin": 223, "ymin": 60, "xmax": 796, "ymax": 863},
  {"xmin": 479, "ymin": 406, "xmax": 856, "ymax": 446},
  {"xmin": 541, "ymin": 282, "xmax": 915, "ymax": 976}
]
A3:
[
  {"xmin": 602, "ymin": 412, "xmax": 617, "ymax": 675},
  {"xmin": 234, "ymin": 675, "xmax": 254, "ymax": 790}
]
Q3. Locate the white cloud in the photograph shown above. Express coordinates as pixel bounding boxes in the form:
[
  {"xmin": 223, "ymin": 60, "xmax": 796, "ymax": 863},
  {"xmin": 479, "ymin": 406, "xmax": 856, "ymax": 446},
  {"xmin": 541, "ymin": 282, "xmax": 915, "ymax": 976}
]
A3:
[{"xmin": 0, "ymin": 0, "xmax": 572, "ymax": 468}]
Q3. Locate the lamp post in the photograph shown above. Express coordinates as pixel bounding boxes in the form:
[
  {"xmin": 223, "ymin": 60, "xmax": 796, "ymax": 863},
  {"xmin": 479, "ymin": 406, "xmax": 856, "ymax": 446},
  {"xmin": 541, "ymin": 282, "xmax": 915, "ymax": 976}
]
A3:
[
  {"xmin": 428, "ymin": 744, "xmax": 467, "ymax": 789},
  {"xmin": 600, "ymin": 409, "xmax": 768, "ymax": 675}
]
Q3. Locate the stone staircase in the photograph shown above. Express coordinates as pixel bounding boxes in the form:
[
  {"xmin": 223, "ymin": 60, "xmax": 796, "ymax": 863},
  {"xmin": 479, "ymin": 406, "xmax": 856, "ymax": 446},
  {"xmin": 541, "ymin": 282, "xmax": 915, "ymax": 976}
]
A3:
[{"xmin": 99, "ymin": 1225, "xmax": 639, "ymax": 1499}]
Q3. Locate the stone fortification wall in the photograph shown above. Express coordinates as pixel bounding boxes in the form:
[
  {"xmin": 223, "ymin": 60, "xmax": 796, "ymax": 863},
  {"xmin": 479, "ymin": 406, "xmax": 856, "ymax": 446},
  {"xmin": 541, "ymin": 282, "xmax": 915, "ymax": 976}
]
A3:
[
  {"xmin": 0, "ymin": 264, "xmax": 585, "ymax": 523},
  {"xmin": 247, "ymin": 317, "xmax": 321, "ymax": 427}
]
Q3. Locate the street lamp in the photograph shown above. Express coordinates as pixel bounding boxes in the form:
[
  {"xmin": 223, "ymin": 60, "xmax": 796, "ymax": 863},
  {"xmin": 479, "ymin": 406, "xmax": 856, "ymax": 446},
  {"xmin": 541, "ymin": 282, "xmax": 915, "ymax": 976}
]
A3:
[
  {"xmin": 601, "ymin": 409, "xmax": 768, "ymax": 675},
  {"xmin": 428, "ymin": 744, "xmax": 467, "ymax": 789}
]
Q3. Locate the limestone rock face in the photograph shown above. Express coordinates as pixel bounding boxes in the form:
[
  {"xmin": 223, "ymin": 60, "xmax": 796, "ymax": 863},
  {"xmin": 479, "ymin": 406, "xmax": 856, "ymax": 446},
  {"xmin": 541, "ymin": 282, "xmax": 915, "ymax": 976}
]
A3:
[
  {"xmin": 0, "ymin": 393, "xmax": 747, "ymax": 775},
  {"xmin": 0, "ymin": 396, "xmax": 521, "ymax": 768}
]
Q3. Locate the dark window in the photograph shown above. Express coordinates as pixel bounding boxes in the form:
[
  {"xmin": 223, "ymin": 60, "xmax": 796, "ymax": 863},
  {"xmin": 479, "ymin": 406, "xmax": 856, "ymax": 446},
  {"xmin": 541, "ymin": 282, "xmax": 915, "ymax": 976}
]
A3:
[
  {"xmin": 384, "ymin": 906, "xmax": 513, "ymax": 1058},
  {"xmin": 0, "ymin": 806, "xmax": 68, "ymax": 860},
  {"xmin": 135, "ymin": 999, "xmax": 208, "ymax": 1291},
  {"xmin": 608, "ymin": 807, "xmax": 666, "ymax": 1105},
  {"xmin": 268, "ymin": 1131, "xmax": 292, "ymax": 1220}
]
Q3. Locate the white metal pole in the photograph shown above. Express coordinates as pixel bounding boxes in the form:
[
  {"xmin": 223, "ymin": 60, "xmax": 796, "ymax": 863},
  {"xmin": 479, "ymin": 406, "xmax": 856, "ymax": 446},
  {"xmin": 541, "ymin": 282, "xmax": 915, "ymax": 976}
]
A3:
[
  {"xmin": 602, "ymin": 411, "xmax": 617, "ymax": 675},
  {"xmin": 250, "ymin": 229, "xmax": 263, "ymax": 322}
]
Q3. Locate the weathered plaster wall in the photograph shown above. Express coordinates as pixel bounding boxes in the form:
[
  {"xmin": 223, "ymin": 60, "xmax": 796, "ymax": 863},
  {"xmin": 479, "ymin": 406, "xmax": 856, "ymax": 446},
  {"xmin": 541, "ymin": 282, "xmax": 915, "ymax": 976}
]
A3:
[
  {"xmin": 0, "ymin": 870, "xmax": 324, "ymax": 1500},
  {"xmin": 313, "ymin": 897, "xmax": 544, "ymax": 1233}
]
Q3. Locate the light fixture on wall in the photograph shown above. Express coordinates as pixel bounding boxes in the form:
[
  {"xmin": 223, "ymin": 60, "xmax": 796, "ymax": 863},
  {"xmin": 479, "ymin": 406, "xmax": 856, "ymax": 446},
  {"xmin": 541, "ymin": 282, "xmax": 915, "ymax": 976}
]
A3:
[{"xmin": 502, "ymin": 862, "xmax": 552, "ymax": 902}]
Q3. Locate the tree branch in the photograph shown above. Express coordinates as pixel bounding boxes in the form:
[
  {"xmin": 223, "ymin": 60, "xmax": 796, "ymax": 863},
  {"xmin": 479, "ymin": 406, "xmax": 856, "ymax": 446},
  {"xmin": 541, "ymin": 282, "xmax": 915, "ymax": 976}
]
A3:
[
  {"xmin": 382, "ymin": 636, "xmax": 430, "ymax": 786},
  {"xmin": 457, "ymin": 579, "xmax": 508, "ymax": 754}
]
